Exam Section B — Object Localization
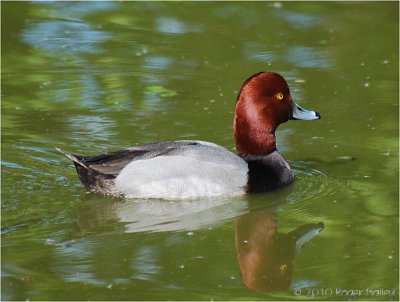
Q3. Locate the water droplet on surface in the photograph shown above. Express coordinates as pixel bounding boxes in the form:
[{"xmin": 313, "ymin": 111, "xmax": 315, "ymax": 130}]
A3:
[
  {"xmin": 272, "ymin": 2, "xmax": 282, "ymax": 9},
  {"xmin": 336, "ymin": 156, "xmax": 355, "ymax": 161}
]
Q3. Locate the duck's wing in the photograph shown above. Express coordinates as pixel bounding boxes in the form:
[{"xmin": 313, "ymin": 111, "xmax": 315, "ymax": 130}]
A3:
[
  {"xmin": 57, "ymin": 140, "xmax": 201, "ymax": 177},
  {"xmin": 57, "ymin": 141, "xmax": 204, "ymax": 194},
  {"xmin": 56, "ymin": 148, "xmax": 147, "ymax": 176}
]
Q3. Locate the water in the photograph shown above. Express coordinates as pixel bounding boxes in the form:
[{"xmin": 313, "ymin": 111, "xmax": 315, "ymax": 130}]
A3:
[{"xmin": 1, "ymin": 2, "xmax": 398, "ymax": 300}]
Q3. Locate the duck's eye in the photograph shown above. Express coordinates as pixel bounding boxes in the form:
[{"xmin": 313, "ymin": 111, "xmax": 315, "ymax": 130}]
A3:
[
  {"xmin": 276, "ymin": 93, "xmax": 284, "ymax": 100},
  {"xmin": 280, "ymin": 263, "xmax": 288, "ymax": 272}
]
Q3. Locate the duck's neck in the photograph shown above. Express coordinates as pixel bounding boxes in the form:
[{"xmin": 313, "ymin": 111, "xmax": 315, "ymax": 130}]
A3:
[
  {"xmin": 234, "ymin": 112, "xmax": 277, "ymax": 157},
  {"xmin": 235, "ymin": 130, "xmax": 277, "ymax": 159}
]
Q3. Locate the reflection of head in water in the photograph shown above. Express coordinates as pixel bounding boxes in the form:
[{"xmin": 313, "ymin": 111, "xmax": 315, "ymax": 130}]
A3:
[{"xmin": 236, "ymin": 210, "xmax": 323, "ymax": 293}]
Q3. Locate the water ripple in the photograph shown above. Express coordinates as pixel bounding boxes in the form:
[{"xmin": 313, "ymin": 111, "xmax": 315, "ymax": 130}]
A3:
[
  {"xmin": 22, "ymin": 20, "xmax": 111, "ymax": 55},
  {"xmin": 288, "ymin": 161, "xmax": 340, "ymax": 210}
]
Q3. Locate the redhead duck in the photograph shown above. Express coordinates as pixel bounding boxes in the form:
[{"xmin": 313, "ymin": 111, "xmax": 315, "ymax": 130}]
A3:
[{"xmin": 58, "ymin": 72, "xmax": 320, "ymax": 199}]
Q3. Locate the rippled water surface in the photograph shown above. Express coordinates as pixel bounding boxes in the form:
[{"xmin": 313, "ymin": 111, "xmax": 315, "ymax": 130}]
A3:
[{"xmin": 2, "ymin": 2, "xmax": 398, "ymax": 301}]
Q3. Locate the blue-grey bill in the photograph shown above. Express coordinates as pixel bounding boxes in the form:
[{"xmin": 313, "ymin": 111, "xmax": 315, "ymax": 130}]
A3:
[
  {"xmin": 292, "ymin": 102, "xmax": 321, "ymax": 120},
  {"xmin": 295, "ymin": 223, "xmax": 324, "ymax": 255}
]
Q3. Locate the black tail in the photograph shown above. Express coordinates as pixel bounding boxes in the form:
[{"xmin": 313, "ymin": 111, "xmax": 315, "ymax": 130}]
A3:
[{"xmin": 56, "ymin": 148, "xmax": 115, "ymax": 194}]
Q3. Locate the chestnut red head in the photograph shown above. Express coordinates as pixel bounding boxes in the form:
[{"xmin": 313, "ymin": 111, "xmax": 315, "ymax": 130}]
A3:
[{"xmin": 234, "ymin": 72, "xmax": 320, "ymax": 157}]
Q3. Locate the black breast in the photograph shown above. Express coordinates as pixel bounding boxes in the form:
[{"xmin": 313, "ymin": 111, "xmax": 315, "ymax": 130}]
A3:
[{"xmin": 245, "ymin": 152, "xmax": 294, "ymax": 193}]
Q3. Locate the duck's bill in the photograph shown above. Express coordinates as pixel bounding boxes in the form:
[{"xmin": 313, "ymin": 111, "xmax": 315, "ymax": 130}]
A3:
[
  {"xmin": 294, "ymin": 222, "xmax": 324, "ymax": 255},
  {"xmin": 291, "ymin": 102, "xmax": 321, "ymax": 120}
]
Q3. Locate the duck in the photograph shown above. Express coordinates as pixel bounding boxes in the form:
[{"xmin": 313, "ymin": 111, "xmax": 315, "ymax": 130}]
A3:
[{"xmin": 57, "ymin": 72, "xmax": 320, "ymax": 199}]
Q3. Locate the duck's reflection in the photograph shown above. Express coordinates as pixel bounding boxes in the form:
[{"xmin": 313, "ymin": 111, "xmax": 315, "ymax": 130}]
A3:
[
  {"xmin": 77, "ymin": 196, "xmax": 248, "ymax": 233},
  {"xmin": 236, "ymin": 209, "xmax": 323, "ymax": 293},
  {"xmin": 75, "ymin": 195, "xmax": 323, "ymax": 294}
]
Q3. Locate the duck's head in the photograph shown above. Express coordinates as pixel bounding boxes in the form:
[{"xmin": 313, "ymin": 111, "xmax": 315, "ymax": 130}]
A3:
[{"xmin": 234, "ymin": 72, "xmax": 320, "ymax": 157}]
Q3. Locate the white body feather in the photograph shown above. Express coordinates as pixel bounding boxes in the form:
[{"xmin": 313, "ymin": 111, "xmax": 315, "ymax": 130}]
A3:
[{"xmin": 114, "ymin": 141, "xmax": 249, "ymax": 199}]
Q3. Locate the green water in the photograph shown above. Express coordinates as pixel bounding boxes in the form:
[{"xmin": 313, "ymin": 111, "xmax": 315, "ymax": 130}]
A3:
[{"xmin": 1, "ymin": 1, "xmax": 398, "ymax": 301}]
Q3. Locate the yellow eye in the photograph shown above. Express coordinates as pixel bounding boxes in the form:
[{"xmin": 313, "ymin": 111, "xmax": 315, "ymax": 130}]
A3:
[
  {"xmin": 277, "ymin": 93, "xmax": 284, "ymax": 100},
  {"xmin": 280, "ymin": 264, "xmax": 288, "ymax": 272}
]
